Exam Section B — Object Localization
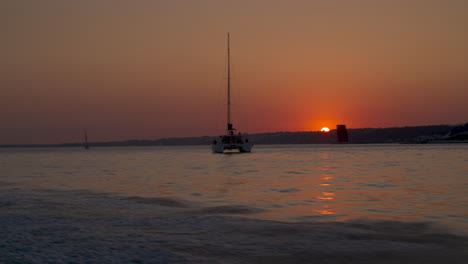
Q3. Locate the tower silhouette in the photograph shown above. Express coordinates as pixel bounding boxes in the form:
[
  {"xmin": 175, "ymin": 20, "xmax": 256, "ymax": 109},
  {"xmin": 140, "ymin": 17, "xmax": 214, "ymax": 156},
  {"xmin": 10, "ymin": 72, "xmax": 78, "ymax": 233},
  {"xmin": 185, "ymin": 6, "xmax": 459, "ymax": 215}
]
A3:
[{"xmin": 336, "ymin": 125, "xmax": 349, "ymax": 143}]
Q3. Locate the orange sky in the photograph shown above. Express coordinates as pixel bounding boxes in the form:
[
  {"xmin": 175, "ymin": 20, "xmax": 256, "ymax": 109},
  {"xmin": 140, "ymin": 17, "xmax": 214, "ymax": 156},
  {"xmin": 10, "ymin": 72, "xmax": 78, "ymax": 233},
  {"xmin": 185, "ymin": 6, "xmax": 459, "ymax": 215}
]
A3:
[{"xmin": 1, "ymin": 0, "xmax": 467, "ymax": 144}]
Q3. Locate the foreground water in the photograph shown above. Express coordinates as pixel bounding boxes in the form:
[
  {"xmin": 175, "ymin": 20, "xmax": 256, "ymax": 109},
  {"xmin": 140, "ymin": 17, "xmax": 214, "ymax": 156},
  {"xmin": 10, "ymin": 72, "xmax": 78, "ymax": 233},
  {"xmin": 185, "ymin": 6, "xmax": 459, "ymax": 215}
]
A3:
[{"xmin": 1, "ymin": 144, "xmax": 467, "ymax": 263}]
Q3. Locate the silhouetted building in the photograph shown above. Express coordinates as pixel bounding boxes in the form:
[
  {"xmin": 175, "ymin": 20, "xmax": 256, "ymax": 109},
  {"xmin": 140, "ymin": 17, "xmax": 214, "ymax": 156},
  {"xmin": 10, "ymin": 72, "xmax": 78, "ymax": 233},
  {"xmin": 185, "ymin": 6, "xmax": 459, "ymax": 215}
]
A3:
[{"xmin": 337, "ymin": 124, "xmax": 349, "ymax": 143}]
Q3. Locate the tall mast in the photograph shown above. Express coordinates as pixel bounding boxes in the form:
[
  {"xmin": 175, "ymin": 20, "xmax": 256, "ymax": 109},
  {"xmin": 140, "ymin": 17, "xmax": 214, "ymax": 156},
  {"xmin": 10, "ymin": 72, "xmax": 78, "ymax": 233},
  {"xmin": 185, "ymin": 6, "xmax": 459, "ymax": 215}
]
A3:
[{"xmin": 227, "ymin": 33, "xmax": 232, "ymax": 132}]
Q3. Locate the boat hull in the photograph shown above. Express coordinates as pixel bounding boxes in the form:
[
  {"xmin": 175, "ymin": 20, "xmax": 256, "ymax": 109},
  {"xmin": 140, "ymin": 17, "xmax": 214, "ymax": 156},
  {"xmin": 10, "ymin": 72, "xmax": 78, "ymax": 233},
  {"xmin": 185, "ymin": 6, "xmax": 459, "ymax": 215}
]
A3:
[{"xmin": 212, "ymin": 134, "xmax": 253, "ymax": 153}]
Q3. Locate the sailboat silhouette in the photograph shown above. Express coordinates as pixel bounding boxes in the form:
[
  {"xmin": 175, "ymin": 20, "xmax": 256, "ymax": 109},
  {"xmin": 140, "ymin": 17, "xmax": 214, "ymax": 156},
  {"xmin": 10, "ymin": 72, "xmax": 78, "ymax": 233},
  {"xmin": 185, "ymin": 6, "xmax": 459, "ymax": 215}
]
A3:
[{"xmin": 212, "ymin": 33, "xmax": 253, "ymax": 153}]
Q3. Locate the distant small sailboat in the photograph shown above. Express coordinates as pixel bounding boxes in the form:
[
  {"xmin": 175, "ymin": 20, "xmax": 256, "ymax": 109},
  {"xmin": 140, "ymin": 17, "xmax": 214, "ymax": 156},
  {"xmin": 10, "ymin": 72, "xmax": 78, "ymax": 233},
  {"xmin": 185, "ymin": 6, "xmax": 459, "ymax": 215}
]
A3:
[
  {"xmin": 83, "ymin": 130, "xmax": 89, "ymax": 149},
  {"xmin": 212, "ymin": 33, "xmax": 253, "ymax": 153}
]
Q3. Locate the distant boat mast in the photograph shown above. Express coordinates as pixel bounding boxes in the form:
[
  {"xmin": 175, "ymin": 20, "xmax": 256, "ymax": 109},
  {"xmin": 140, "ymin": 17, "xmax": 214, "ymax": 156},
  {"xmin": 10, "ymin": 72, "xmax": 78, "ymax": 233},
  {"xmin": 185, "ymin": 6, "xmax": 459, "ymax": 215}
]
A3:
[{"xmin": 84, "ymin": 130, "xmax": 89, "ymax": 149}]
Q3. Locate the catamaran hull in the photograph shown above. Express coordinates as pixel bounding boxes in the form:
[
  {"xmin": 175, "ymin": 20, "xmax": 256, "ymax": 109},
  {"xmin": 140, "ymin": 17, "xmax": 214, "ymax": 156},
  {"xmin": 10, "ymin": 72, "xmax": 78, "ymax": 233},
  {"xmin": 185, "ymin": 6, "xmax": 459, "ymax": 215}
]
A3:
[
  {"xmin": 212, "ymin": 142, "xmax": 253, "ymax": 153},
  {"xmin": 212, "ymin": 134, "xmax": 253, "ymax": 153}
]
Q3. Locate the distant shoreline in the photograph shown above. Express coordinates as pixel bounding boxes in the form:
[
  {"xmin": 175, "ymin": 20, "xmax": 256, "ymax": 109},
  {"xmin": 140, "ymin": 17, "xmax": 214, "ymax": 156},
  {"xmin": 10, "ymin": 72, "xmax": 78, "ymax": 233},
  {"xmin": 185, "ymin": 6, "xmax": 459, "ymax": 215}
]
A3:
[{"xmin": 1, "ymin": 124, "xmax": 467, "ymax": 148}]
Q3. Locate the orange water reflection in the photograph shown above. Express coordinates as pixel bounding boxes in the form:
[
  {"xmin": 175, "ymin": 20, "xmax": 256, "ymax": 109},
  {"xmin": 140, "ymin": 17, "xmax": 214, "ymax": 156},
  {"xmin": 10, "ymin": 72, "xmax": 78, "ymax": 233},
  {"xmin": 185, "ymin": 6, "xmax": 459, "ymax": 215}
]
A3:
[
  {"xmin": 314, "ymin": 205, "xmax": 335, "ymax": 215},
  {"xmin": 317, "ymin": 192, "xmax": 335, "ymax": 200},
  {"xmin": 315, "ymin": 175, "xmax": 336, "ymax": 215}
]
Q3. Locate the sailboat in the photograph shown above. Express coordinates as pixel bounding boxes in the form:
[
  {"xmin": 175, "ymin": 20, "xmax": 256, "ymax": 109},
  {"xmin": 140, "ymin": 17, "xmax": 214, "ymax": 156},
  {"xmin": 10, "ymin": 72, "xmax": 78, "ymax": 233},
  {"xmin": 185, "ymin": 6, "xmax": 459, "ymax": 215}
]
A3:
[
  {"xmin": 83, "ymin": 130, "xmax": 89, "ymax": 149},
  {"xmin": 212, "ymin": 33, "xmax": 253, "ymax": 153}
]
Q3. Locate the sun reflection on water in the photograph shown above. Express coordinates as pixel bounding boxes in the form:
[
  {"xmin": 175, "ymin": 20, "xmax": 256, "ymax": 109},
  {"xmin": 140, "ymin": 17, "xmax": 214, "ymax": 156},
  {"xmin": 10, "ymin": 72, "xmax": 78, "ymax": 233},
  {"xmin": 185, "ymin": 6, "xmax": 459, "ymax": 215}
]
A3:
[
  {"xmin": 315, "ymin": 174, "xmax": 337, "ymax": 215},
  {"xmin": 314, "ymin": 205, "xmax": 335, "ymax": 215}
]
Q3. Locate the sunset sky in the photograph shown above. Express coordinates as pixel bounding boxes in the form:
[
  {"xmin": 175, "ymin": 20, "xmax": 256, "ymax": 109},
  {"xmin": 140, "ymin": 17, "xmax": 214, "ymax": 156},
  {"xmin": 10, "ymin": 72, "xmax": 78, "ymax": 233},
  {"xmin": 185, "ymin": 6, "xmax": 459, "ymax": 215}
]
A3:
[{"xmin": 2, "ymin": 0, "xmax": 467, "ymax": 144}]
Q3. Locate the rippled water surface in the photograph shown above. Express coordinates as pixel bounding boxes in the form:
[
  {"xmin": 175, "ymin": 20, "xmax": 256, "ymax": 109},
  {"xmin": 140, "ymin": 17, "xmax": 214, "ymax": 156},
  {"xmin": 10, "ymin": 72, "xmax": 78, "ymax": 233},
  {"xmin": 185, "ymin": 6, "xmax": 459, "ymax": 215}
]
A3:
[{"xmin": 1, "ymin": 144, "xmax": 468, "ymax": 232}]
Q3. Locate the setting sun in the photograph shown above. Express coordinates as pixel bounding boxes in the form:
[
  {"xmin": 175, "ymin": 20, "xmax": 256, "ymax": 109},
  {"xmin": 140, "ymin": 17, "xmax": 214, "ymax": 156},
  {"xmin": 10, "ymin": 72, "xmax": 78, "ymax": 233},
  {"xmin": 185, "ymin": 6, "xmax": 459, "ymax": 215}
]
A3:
[{"xmin": 321, "ymin": 127, "xmax": 330, "ymax": 132}]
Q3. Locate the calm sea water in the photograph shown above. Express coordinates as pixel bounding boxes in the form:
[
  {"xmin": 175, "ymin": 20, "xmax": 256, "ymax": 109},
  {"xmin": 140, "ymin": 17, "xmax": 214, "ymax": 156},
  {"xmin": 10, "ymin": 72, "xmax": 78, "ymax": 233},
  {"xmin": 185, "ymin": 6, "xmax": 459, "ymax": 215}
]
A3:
[
  {"xmin": 1, "ymin": 144, "xmax": 467, "ymax": 232},
  {"xmin": 2, "ymin": 144, "xmax": 468, "ymax": 263}
]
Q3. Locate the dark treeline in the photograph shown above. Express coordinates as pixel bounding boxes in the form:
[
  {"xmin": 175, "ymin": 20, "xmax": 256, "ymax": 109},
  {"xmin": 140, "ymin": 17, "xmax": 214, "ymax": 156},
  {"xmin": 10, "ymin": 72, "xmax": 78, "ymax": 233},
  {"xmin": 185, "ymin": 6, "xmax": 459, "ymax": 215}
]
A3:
[
  {"xmin": 2, "ymin": 124, "xmax": 466, "ymax": 148},
  {"xmin": 249, "ymin": 125, "xmax": 455, "ymax": 144}
]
